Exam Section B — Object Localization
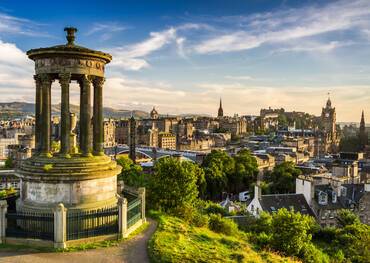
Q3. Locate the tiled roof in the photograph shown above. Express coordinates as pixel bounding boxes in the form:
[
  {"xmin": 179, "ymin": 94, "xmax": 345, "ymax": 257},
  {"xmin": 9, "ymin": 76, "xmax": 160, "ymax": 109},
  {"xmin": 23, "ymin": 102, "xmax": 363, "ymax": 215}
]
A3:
[{"xmin": 259, "ymin": 193, "xmax": 315, "ymax": 217}]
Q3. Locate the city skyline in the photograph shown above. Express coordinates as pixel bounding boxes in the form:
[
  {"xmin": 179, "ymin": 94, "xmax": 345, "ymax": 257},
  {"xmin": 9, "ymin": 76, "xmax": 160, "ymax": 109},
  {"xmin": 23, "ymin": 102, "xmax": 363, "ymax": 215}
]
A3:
[{"xmin": 0, "ymin": 0, "xmax": 369, "ymax": 122}]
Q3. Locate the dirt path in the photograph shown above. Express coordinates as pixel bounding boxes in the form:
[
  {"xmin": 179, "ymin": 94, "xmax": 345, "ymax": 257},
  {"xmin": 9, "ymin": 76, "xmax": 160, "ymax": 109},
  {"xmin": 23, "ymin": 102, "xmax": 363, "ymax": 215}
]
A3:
[{"xmin": 0, "ymin": 219, "xmax": 157, "ymax": 263}]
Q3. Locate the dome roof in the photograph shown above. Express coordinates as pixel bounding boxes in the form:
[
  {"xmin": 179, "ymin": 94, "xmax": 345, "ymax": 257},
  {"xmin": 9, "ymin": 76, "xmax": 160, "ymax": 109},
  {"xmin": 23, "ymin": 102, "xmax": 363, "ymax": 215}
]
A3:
[{"xmin": 26, "ymin": 27, "xmax": 112, "ymax": 63}]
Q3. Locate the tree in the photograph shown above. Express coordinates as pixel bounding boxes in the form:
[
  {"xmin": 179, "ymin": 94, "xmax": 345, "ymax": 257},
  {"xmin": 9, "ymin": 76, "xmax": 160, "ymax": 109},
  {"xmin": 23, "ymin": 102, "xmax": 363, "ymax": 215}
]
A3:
[
  {"xmin": 339, "ymin": 136, "xmax": 362, "ymax": 152},
  {"xmin": 202, "ymin": 150, "xmax": 234, "ymax": 200},
  {"xmin": 149, "ymin": 157, "xmax": 199, "ymax": 212},
  {"xmin": 265, "ymin": 162, "xmax": 301, "ymax": 193},
  {"xmin": 117, "ymin": 156, "xmax": 145, "ymax": 188},
  {"xmin": 270, "ymin": 208, "xmax": 316, "ymax": 256},
  {"xmin": 4, "ymin": 157, "xmax": 14, "ymax": 168},
  {"xmin": 230, "ymin": 149, "xmax": 258, "ymax": 193},
  {"xmin": 336, "ymin": 209, "xmax": 360, "ymax": 228}
]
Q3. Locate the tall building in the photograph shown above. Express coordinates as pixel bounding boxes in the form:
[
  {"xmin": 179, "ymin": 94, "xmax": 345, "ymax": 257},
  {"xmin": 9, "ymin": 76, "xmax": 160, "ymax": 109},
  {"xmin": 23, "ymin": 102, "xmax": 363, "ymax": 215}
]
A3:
[
  {"xmin": 129, "ymin": 115, "xmax": 136, "ymax": 162},
  {"xmin": 158, "ymin": 132, "xmax": 176, "ymax": 150},
  {"xmin": 318, "ymin": 97, "xmax": 340, "ymax": 154},
  {"xmin": 217, "ymin": 98, "xmax": 223, "ymax": 118},
  {"xmin": 359, "ymin": 110, "xmax": 368, "ymax": 150},
  {"xmin": 321, "ymin": 97, "xmax": 337, "ymax": 140}
]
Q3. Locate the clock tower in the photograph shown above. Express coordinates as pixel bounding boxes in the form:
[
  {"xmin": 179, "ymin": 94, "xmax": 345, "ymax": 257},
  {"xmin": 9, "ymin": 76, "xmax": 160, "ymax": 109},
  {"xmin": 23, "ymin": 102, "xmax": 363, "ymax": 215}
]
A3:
[{"xmin": 319, "ymin": 96, "xmax": 339, "ymax": 154}]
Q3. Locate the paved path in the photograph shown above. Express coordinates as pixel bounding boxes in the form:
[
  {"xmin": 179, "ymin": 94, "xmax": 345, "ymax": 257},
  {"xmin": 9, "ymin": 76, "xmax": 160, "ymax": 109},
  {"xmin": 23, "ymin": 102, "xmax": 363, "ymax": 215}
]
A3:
[{"xmin": 0, "ymin": 219, "xmax": 157, "ymax": 263}]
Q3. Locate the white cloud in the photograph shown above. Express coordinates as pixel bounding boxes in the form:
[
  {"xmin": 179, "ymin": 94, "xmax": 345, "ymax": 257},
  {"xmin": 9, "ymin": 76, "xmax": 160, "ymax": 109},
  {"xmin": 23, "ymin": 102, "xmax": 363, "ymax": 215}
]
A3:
[
  {"xmin": 273, "ymin": 41, "xmax": 353, "ymax": 53},
  {"xmin": 109, "ymin": 27, "xmax": 178, "ymax": 70},
  {"xmin": 86, "ymin": 22, "xmax": 127, "ymax": 41},
  {"xmin": 194, "ymin": 0, "xmax": 370, "ymax": 54},
  {"xmin": 225, "ymin": 75, "xmax": 253, "ymax": 81}
]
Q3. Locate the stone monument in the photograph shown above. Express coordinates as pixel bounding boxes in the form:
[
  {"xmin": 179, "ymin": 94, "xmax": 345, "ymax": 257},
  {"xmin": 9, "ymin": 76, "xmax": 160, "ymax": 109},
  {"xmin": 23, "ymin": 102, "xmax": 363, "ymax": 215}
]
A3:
[{"xmin": 15, "ymin": 27, "xmax": 121, "ymax": 213}]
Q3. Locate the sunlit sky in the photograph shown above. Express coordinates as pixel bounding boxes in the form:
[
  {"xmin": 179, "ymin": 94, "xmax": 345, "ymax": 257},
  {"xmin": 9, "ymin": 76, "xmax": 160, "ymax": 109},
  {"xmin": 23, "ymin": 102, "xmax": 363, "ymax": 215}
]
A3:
[{"xmin": 0, "ymin": 0, "xmax": 369, "ymax": 122}]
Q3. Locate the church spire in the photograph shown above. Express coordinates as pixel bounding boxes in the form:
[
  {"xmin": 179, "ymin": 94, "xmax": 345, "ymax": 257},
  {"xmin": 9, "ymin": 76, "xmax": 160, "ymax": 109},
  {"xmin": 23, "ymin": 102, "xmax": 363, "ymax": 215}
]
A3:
[
  {"xmin": 218, "ymin": 98, "xmax": 223, "ymax": 118},
  {"xmin": 359, "ymin": 110, "xmax": 368, "ymax": 150}
]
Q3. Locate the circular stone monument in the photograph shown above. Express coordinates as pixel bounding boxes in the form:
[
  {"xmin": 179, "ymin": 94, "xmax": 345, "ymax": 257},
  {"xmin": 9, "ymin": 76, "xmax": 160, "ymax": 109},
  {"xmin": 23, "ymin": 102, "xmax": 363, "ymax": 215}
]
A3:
[{"xmin": 15, "ymin": 27, "xmax": 121, "ymax": 212}]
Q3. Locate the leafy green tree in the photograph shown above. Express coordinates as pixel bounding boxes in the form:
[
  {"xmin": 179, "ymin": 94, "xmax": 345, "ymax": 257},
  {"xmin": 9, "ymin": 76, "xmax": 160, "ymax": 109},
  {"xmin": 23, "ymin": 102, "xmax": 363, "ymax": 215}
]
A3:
[
  {"xmin": 336, "ymin": 209, "xmax": 360, "ymax": 227},
  {"xmin": 339, "ymin": 136, "xmax": 362, "ymax": 152},
  {"xmin": 265, "ymin": 162, "xmax": 301, "ymax": 193},
  {"xmin": 117, "ymin": 156, "xmax": 145, "ymax": 187},
  {"xmin": 230, "ymin": 149, "xmax": 258, "ymax": 193},
  {"xmin": 4, "ymin": 157, "xmax": 14, "ymax": 168},
  {"xmin": 202, "ymin": 150, "xmax": 234, "ymax": 200},
  {"xmin": 270, "ymin": 208, "xmax": 316, "ymax": 256},
  {"xmin": 336, "ymin": 222, "xmax": 370, "ymax": 262},
  {"xmin": 149, "ymin": 157, "xmax": 199, "ymax": 212}
]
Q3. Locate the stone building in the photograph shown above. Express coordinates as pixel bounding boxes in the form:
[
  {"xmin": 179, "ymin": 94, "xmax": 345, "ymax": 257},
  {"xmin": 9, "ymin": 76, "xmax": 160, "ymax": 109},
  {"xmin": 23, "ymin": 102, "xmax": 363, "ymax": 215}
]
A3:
[
  {"xmin": 178, "ymin": 137, "xmax": 214, "ymax": 151},
  {"xmin": 296, "ymin": 176, "xmax": 370, "ymax": 226},
  {"xmin": 158, "ymin": 132, "xmax": 176, "ymax": 150},
  {"xmin": 219, "ymin": 117, "xmax": 247, "ymax": 136},
  {"xmin": 318, "ymin": 97, "xmax": 340, "ymax": 155},
  {"xmin": 103, "ymin": 118, "xmax": 116, "ymax": 147},
  {"xmin": 115, "ymin": 119, "xmax": 130, "ymax": 145}
]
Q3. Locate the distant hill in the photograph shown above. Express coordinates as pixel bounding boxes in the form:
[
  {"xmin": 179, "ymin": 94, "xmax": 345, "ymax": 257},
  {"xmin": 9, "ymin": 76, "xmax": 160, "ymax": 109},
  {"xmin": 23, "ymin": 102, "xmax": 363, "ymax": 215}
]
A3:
[{"xmin": 0, "ymin": 102, "xmax": 149, "ymax": 119}]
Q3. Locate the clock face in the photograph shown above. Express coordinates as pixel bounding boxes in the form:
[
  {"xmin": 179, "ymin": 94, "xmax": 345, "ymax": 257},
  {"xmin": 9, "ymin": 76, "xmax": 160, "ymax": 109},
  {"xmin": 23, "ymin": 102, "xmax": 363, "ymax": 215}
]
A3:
[{"xmin": 325, "ymin": 113, "xmax": 329, "ymax": 117}]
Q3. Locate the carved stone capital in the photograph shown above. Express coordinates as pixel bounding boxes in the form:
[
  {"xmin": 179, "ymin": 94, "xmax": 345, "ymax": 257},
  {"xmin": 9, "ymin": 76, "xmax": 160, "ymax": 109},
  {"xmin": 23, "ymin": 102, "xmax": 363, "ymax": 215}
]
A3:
[
  {"xmin": 79, "ymin": 74, "xmax": 93, "ymax": 86},
  {"xmin": 38, "ymin": 73, "xmax": 53, "ymax": 85},
  {"xmin": 58, "ymin": 73, "xmax": 71, "ymax": 85},
  {"xmin": 92, "ymin": 76, "xmax": 105, "ymax": 87}
]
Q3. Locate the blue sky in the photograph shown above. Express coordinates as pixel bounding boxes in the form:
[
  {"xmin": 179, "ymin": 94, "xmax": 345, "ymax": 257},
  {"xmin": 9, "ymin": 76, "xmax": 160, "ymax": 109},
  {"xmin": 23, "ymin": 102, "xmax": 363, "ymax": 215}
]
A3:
[{"xmin": 0, "ymin": 0, "xmax": 369, "ymax": 122}]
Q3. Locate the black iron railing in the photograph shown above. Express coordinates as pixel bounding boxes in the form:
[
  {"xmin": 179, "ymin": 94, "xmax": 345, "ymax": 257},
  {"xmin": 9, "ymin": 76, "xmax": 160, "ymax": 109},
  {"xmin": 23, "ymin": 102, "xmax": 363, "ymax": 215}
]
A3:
[
  {"xmin": 6, "ymin": 211, "xmax": 54, "ymax": 241},
  {"xmin": 127, "ymin": 198, "xmax": 141, "ymax": 228},
  {"xmin": 66, "ymin": 206, "xmax": 119, "ymax": 241}
]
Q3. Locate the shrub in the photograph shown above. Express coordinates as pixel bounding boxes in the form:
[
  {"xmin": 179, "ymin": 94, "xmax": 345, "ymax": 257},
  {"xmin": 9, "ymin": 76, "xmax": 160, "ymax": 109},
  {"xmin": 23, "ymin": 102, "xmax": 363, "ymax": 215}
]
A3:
[
  {"xmin": 171, "ymin": 204, "xmax": 196, "ymax": 223},
  {"xmin": 208, "ymin": 213, "xmax": 238, "ymax": 235},
  {"xmin": 191, "ymin": 210, "xmax": 209, "ymax": 228},
  {"xmin": 204, "ymin": 202, "xmax": 228, "ymax": 216},
  {"xmin": 254, "ymin": 232, "xmax": 272, "ymax": 249},
  {"xmin": 299, "ymin": 243, "xmax": 330, "ymax": 263}
]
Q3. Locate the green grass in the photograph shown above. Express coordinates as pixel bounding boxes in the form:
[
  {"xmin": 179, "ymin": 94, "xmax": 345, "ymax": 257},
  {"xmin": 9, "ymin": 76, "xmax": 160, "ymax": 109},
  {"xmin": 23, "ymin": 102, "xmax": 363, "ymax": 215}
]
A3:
[
  {"xmin": 148, "ymin": 213, "xmax": 298, "ymax": 263},
  {"xmin": 60, "ymin": 222, "xmax": 149, "ymax": 252}
]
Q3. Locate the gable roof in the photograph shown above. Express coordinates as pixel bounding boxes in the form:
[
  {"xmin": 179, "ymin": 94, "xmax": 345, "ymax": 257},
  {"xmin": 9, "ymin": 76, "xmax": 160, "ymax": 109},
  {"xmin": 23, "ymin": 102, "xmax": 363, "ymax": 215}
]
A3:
[{"xmin": 259, "ymin": 193, "xmax": 315, "ymax": 217}]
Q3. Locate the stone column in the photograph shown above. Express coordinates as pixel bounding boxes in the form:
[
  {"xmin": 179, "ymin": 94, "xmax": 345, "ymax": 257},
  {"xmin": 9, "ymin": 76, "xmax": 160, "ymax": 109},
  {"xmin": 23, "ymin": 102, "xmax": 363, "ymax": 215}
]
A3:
[
  {"xmin": 34, "ymin": 75, "xmax": 42, "ymax": 153},
  {"xmin": 59, "ymin": 73, "xmax": 71, "ymax": 156},
  {"xmin": 53, "ymin": 203, "xmax": 67, "ymax": 249},
  {"xmin": 118, "ymin": 197, "xmax": 128, "ymax": 238},
  {"xmin": 79, "ymin": 75, "xmax": 92, "ymax": 156},
  {"xmin": 0, "ymin": 200, "xmax": 7, "ymax": 244},
  {"xmin": 93, "ymin": 77, "xmax": 105, "ymax": 156},
  {"xmin": 138, "ymin": 187, "xmax": 146, "ymax": 223},
  {"xmin": 40, "ymin": 74, "xmax": 52, "ymax": 156}
]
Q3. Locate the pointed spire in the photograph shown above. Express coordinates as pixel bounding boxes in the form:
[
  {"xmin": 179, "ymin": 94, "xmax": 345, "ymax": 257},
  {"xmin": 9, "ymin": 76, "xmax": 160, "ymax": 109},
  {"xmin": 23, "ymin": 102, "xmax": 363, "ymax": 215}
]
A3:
[
  {"xmin": 218, "ymin": 97, "xmax": 224, "ymax": 117},
  {"xmin": 359, "ymin": 110, "xmax": 367, "ymax": 150}
]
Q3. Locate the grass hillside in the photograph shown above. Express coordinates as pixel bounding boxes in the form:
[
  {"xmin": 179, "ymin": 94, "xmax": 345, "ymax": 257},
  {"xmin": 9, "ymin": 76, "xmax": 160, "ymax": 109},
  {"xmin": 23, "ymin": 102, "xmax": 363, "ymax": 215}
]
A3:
[{"xmin": 148, "ymin": 212, "xmax": 299, "ymax": 263}]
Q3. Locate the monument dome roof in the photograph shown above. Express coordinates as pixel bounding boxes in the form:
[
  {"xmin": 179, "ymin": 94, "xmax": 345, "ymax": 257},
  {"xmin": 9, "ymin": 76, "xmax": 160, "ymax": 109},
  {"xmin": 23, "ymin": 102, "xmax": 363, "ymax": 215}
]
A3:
[{"xmin": 26, "ymin": 27, "xmax": 112, "ymax": 63}]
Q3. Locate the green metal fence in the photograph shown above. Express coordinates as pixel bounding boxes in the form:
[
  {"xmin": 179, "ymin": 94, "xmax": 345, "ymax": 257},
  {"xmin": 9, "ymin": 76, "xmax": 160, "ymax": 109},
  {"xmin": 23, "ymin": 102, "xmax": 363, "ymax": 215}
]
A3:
[
  {"xmin": 127, "ymin": 197, "xmax": 142, "ymax": 228},
  {"xmin": 66, "ymin": 206, "xmax": 119, "ymax": 241},
  {"xmin": 6, "ymin": 211, "xmax": 54, "ymax": 241}
]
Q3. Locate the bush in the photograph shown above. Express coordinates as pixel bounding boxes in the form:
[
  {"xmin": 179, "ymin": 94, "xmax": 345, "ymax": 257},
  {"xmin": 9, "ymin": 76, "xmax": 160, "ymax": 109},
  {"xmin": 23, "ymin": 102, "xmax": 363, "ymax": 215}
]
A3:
[
  {"xmin": 191, "ymin": 210, "xmax": 209, "ymax": 228},
  {"xmin": 208, "ymin": 213, "xmax": 238, "ymax": 235},
  {"xmin": 204, "ymin": 202, "xmax": 228, "ymax": 216},
  {"xmin": 254, "ymin": 232, "xmax": 272, "ymax": 249},
  {"xmin": 171, "ymin": 204, "xmax": 196, "ymax": 223},
  {"xmin": 299, "ymin": 243, "xmax": 330, "ymax": 263}
]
